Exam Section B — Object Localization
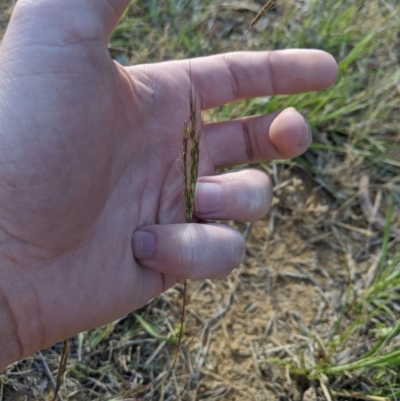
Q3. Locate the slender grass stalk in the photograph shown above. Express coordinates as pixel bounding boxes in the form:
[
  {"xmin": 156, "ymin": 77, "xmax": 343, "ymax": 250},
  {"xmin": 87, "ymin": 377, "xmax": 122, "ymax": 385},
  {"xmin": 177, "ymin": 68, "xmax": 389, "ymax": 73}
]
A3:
[
  {"xmin": 52, "ymin": 339, "xmax": 70, "ymax": 401},
  {"xmin": 121, "ymin": 68, "xmax": 202, "ymax": 401},
  {"xmin": 235, "ymin": 0, "xmax": 275, "ymax": 50},
  {"xmin": 176, "ymin": 69, "xmax": 202, "ymax": 361},
  {"xmin": 250, "ymin": 0, "xmax": 276, "ymax": 29}
]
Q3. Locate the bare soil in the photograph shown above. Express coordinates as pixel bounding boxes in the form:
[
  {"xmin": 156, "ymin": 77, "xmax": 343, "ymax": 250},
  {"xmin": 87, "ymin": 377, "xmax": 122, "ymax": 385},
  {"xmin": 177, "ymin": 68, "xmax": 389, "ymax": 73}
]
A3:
[{"xmin": 167, "ymin": 166, "xmax": 372, "ymax": 400}]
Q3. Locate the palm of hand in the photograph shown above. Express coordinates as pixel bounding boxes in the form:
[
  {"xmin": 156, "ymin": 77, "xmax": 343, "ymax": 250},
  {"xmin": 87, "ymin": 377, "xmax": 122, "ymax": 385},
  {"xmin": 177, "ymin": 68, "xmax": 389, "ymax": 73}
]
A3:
[{"xmin": 0, "ymin": 2, "xmax": 201, "ymax": 352}]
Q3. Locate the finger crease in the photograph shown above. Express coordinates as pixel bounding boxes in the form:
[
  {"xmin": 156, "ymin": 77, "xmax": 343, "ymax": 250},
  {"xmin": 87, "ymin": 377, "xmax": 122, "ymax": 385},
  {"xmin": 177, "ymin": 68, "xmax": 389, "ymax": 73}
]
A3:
[
  {"xmin": 266, "ymin": 52, "xmax": 277, "ymax": 96},
  {"xmin": 223, "ymin": 54, "xmax": 241, "ymax": 100}
]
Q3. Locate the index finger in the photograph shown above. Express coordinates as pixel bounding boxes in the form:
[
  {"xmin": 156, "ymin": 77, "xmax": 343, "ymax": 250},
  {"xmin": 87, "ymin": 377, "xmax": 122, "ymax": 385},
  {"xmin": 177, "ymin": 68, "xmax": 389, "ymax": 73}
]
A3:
[{"xmin": 175, "ymin": 49, "xmax": 338, "ymax": 109}]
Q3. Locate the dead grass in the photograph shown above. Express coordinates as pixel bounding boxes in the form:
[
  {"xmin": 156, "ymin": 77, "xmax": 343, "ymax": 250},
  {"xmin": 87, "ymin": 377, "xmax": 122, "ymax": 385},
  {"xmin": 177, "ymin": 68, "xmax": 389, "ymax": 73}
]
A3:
[{"xmin": 1, "ymin": 0, "xmax": 400, "ymax": 400}]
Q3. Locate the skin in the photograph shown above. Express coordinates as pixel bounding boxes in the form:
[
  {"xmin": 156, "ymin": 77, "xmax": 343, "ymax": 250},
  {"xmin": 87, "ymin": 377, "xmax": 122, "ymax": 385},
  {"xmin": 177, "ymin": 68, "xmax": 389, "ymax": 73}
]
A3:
[{"xmin": 0, "ymin": 0, "xmax": 338, "ymax": 370}]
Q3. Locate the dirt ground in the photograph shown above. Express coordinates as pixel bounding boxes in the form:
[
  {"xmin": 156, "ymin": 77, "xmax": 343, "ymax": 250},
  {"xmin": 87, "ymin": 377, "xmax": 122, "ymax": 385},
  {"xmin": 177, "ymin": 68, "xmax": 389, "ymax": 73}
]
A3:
[{"xmin": 167, "ymin": 166, "xmax": 371, "ymax": 400}]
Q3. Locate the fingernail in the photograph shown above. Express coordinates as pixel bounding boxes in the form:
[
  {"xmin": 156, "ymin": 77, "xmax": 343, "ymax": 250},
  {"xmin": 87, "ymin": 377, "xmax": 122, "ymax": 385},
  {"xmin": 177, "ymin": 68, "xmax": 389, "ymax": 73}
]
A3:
[
  {"xmin": 195, "ymin": 182, "xmax": 225, "ymax": 214},
  {"xmin": 299, "ymin": 116, "xmax": 312, "ymax": 148},
  {"xmin": 132, "ymin": 231, "xmax": 154, "ymax": 260}
]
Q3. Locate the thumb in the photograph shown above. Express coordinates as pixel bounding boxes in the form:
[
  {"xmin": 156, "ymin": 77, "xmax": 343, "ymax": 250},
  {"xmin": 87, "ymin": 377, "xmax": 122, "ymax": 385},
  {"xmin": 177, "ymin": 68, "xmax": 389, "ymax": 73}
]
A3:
[{"xmin": 10, "ymin": 0, "xmax": 131, "ymax": 43}]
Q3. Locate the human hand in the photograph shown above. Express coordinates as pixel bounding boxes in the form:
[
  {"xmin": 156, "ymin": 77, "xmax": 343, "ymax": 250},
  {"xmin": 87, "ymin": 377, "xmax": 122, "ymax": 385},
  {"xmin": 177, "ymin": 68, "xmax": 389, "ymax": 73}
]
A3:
[{"xmin": 0, "ymin": 0, "xmax": 337, "ymax": 368}]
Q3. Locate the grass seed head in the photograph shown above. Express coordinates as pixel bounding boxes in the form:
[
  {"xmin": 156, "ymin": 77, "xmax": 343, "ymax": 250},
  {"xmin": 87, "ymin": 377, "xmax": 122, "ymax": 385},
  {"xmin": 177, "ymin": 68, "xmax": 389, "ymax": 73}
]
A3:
[{"xmin": 182, "ymin": 81, "xmax": 202, "ymax": 223}]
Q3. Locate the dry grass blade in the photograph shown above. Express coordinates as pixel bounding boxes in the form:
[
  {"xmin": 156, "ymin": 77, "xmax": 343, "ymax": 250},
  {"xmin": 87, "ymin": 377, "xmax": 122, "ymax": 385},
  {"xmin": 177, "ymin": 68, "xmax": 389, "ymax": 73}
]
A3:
[
  {"xmin": 235, "ymin": 0, "xmax": 276, "ymax": 49},
  {"xmin": 52, "ymin": 339, "xmax": 70, "ymax": 401},
  {"xmin": 250, "ymin": 0, "xmax": 275, "ymax": 28},
  {"xmin": 332, "ymin": 391, "xmax": 390, "ymax": 401}
]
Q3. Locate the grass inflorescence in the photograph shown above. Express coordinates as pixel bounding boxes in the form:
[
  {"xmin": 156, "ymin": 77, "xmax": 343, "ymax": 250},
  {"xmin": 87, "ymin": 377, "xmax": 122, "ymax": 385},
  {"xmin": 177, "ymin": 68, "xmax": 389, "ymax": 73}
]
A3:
[
  {"xmin": 182, "ymin": 77, "xmax": 202, "ymax": 225},
  {"xmin": 175, "ymin": 66, "xmax": 202, "ymax": 372}
]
